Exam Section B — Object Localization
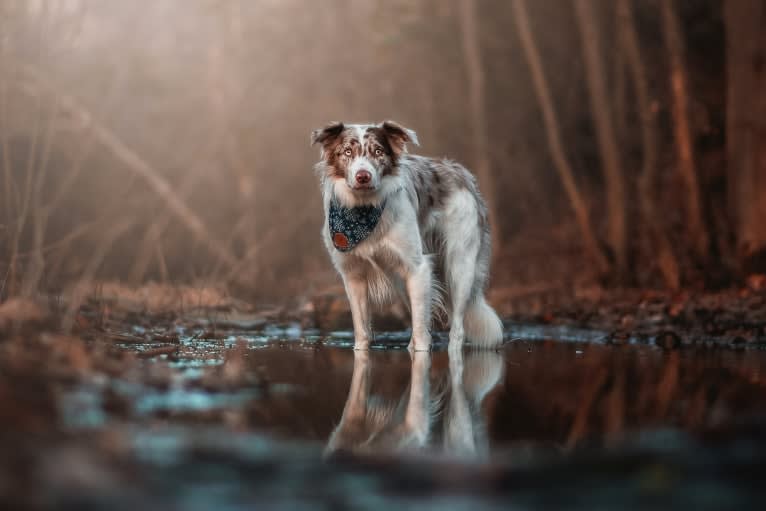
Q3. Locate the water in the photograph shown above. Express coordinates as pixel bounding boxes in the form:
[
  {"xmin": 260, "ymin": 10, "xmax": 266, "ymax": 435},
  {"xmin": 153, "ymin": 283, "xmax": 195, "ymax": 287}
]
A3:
[{"xmin": 47, "ymin": 327, "xmax": 766, "ymax": 509}]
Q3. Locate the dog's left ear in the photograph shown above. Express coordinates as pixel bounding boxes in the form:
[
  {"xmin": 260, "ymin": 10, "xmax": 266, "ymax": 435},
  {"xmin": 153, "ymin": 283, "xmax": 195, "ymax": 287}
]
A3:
[{"xmin": 381, "ymin": 120, "xmax": 419, "ymax": 154}]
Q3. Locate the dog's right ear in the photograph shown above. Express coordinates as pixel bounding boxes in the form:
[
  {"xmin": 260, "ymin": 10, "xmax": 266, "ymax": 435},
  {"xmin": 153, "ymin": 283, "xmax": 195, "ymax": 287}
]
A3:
[{"xmin": 311, "ymin": 122, "xmax": 345, "ymax": 147}]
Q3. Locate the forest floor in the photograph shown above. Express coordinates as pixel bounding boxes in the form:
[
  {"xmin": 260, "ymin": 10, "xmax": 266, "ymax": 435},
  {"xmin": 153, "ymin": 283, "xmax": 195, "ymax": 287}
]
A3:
[{"xmin": 1, "ymin": 281, "xmax": 765, "ymax": 510}]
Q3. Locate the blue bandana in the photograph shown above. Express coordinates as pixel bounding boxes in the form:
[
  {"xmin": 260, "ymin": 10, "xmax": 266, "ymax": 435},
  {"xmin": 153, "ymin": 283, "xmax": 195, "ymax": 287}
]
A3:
[{"xmin": 328, "ymin": 198, "xmax": 386, "ymax": 252}]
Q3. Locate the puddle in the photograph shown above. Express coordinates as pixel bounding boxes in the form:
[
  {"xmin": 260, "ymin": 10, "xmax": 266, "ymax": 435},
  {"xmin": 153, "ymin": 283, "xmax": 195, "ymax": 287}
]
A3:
[
  {"xmin": 58, "ymin": 327, "xmax": 766, "ymax": 451},
  {"xmin": 40, "ymin": 325, "xmax": 766, "ymax": 508}
]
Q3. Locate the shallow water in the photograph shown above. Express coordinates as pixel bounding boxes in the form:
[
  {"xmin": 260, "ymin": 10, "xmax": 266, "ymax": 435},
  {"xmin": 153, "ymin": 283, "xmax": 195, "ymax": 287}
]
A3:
[
  {"xmin": 46, "ymin": 325, "xmax": 766, "ymax": 509},
  {"xmin": 62, "ymin": 325, "xmax": 766, "ymax": 450}
]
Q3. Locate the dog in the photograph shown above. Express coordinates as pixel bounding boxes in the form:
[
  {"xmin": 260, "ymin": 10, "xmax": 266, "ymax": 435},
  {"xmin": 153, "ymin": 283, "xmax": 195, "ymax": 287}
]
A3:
[
  {"xmin": 325, "ymin": 350, "xmax": 504, "ymax": 458},
  {"xmin": 311, "ymin": 120, "xmax": 502, "ymax": 351}
]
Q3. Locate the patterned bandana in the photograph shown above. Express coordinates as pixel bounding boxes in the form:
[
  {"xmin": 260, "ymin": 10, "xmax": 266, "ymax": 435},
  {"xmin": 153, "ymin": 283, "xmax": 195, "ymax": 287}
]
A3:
[{"xmin": 328, "ymin": 198, "xmax": 386, "ymax": 252}]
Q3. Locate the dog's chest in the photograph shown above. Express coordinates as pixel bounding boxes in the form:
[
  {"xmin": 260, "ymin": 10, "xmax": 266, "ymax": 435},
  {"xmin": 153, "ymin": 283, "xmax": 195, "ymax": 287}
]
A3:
[{"xmin": 340, "ymin": 240, "xmax": 407, "ymax": 276}]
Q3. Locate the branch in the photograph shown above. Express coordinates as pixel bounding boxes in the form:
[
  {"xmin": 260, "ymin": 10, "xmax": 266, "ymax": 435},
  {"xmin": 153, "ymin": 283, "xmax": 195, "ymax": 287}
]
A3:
[{"xmin": 22, "ymin": 66, "xmax": 239, "ymax": 272}]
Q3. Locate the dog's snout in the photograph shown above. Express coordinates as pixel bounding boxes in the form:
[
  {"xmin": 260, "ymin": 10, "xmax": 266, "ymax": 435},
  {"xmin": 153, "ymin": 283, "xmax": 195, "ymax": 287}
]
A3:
[{"xmin": 356, "ymin": 170, "xmax": 372, "ymax": 185}]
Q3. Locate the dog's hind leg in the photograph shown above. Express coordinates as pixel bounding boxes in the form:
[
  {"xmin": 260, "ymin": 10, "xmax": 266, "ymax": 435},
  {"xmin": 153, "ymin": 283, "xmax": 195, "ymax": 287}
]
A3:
[
  {"xmin": 446, "ymin": 247, "xmax": 479, "ymax": 353},
  {"xmin": 444, "ymin": 191, "xmax": 481, "ymax": 353},
  {"xmin": 405, "ymin": 258, "xmax": 433, "ymax": 352}
]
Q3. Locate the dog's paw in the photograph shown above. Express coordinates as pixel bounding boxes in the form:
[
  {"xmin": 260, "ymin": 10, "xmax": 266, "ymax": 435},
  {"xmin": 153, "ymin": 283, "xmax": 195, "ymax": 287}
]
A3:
[
  {"xmin": 407, "ymin": 336, "xmax": 432, "ymax": 352},
  {"xmin": 448, "ymin": 328, "xmax": 465, "ymax": 352},
  {"xmin": 448, "ymin": 342, "xmax": 464, "ymax": 357},
  {"xmin": 353, "ymin": 341, "xmax": 370, "ymax": 351}
]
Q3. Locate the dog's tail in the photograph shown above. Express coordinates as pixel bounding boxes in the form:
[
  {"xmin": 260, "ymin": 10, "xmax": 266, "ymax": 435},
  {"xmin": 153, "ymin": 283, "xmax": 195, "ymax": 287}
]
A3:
[{"xmin": 464, "ymin": 296, "xmax": 503, "ymax": 348}]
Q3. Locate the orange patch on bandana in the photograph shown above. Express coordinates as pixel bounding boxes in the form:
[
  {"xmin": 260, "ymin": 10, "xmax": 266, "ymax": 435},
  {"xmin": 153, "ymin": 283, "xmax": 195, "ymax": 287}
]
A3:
[{"xmin": 333, "ymin": 232, "xmax": 350, "ymax": 250}]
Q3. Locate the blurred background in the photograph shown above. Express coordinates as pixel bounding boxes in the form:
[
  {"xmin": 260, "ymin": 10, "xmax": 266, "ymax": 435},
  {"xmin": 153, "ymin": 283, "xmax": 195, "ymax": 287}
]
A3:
[{"xmin": 0, "ymin": 0, "xmax": 764, "ymax": 306}]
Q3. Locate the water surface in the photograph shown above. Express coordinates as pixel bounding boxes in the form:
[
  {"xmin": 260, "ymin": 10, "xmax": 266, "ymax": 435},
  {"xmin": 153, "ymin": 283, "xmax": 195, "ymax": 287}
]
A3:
[{"xmin": 45, "ymin": 325, "xmax": 766, "ymax": 509}]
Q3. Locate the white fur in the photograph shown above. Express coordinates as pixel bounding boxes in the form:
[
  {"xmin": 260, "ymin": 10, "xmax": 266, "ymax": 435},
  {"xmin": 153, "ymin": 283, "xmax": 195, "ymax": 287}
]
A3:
[
  {"xmin": 348, "ymin": 155, "xmax": 377, "ymax": 188},
  {"xmin": 323, "ymin": 176, "xmax": 432, "ymax": 350},
  {"xmin": 325, "ymin": 350, "xmax": 504, "ymax": 457}
]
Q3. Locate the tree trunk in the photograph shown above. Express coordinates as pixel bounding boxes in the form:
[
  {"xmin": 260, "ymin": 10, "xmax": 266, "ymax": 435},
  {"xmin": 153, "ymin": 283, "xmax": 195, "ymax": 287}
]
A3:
[
  {"xmin": 617, "ymin": 0, "xmax": 680, "ymax": 290},
  {"xmin": 573, "ymin": 0, "xmax": 628, "ymax": 279},
  {"xmin": 456, "ymin": 0, "xmax": 499, "ymax": 256},
  {"xmin": 725, "ymin": 0, "xmax": 766, "ymax": 273},
  {"xmin": 660, "ymin": 0, "xmax": 709, "ymax": 261},
  {"xmin": 511, "ymin": 0, "xmax": 610, "ymax": 276}
]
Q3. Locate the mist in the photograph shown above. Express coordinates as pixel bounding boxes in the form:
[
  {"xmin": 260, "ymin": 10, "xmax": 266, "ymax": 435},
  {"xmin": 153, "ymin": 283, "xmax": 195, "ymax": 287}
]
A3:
[{"xmin": 0, "ymin": 0, "xmax": 761, "ymax": 303}]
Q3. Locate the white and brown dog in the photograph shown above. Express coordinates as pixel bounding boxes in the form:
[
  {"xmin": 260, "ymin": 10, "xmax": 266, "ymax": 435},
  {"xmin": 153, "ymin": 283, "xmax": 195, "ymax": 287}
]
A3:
[{"xmin": 311, "ymin": 121, "xmax": 502, "ymax": 352}]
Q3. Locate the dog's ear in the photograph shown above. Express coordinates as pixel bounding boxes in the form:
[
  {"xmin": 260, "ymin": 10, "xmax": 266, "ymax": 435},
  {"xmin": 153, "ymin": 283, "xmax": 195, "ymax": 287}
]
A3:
[
  {"xmin": 381, "ymin": 120, "xmax": 419, "ymax": 154},
  {"xmin": 311, "ymin": 122, "xmax": 345, "ymax": 147}
]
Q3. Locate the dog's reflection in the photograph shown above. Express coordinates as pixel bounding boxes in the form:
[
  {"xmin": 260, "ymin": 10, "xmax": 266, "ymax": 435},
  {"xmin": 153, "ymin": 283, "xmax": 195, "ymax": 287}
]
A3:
[{"xmin": 325, "ymin": 350, "xmax": 503, "ymax": 459}]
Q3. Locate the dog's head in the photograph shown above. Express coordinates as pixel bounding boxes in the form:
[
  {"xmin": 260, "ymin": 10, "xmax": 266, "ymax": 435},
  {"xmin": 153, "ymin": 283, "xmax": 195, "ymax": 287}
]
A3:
[{"xmin": 311, "ymin": 121, "xmax": 418, "ymax": 202}]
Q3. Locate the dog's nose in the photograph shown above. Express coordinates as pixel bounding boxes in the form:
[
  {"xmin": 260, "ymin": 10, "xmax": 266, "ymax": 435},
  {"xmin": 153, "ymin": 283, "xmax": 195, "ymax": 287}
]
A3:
[{"xmin": 356, "ymin": 170, "xmax": 372, "ymax": 185}]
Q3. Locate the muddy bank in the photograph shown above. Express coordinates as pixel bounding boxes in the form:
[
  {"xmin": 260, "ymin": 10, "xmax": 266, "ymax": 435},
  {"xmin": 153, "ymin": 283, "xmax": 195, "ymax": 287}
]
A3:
[
  {"xmin": 0, "ymin": 306, "xmax": 765, "ymax": 509},
  {"xmin": 1, "ymin": 284, "xmax": 766, "ymax": 509}
]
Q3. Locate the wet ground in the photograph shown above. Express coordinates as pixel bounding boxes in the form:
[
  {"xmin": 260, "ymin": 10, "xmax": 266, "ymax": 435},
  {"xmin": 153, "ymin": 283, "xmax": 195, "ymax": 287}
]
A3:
[{"xmin": 2, "ymin": 306, "xmax": 766, "ymax": 510}]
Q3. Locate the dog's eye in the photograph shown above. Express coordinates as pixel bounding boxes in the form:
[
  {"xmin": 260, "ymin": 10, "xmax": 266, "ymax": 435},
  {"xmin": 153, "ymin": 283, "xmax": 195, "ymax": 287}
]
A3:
[
  {"xmin": 344, "ymin": 148, "xmax": 352, "ymax": 157},
  {"xmin": 375, "ymin": 148, "xmax": 383, "ymax": 156}
]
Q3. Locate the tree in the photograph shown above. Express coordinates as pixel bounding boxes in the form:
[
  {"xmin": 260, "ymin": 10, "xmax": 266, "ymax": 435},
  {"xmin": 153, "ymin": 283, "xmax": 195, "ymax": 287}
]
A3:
[
  {"xmin": 511, "ymin": 0, "xmax": 609, "ymax": 275},
  {"xmin": 573, "ymin": 0, "xmax": 628, "ymax": 279},
  {"xmin": 660, "ymin": 0, "xmax": 709, "ymax": 262},
  {"xmin": 457, "ymin": 0, "xmax": 499, "ymax": 255},
  {"xmin": 725, "ymin": 0, "xmax": 766, "ymax": 273},
  {"xmin": 617, "ymin": 0, "xmax": 680, "ymax": 290}
]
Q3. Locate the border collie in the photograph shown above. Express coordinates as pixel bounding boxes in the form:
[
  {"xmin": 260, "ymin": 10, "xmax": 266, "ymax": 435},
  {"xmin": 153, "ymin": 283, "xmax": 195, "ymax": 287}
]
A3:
[{"xmin": 311, "ymin": 120, "xmax": 502, "ymax": 351}]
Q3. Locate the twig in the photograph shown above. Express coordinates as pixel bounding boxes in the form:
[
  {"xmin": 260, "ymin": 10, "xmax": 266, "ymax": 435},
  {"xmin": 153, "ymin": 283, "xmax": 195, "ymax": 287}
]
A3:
[
  {"xmin": 9, "ymin": 218, "xmax": 102, "ymax": 259},
  {"xmin": 566, "ymin": 366, "xmax": 608, "ymax": 447},
  {"xmin": 128, "ymin": 134, "xmax": 218, "ymax": 284},
  {"xmin": 21, "ymin": 66, "xmax": 239, "ymax": 272},
  {"xmin": 61, "ymin": 220, "xmax": 134, "ymax": 333},
  {"xmin": 137, "ymin": 345, "xmax": 179, "ymax": 359},
  {"xmin": 102, "ymin": 331, "xmax": 148, "ymax": 344},
  {"xmin": 655, "ymin": 350, "xmax": 680, "ymax": 419}
]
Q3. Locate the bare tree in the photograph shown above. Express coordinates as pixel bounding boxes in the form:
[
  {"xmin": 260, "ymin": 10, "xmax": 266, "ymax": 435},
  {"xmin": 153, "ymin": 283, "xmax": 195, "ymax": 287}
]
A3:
[
  {"xmin": 617, "ymin": 0, "xmax": 680, "ymax": 290},
  {"xmin": 725, "ymin": 0, "xmax": 766, "ymax": 271},
  {"xmin": 511, "ymin": 0, "xmax": 609, "ymax": 275},
  {"xmin": 660, "ymin": 0, "xmax": 709, "ymax": 261},
  {"xmin": 457, "ymin": 0, "xmax": 499, "ymax": 254},
  {"xmin": 573, "ymin": 0, "xmax": 628, "ymax": 279}
]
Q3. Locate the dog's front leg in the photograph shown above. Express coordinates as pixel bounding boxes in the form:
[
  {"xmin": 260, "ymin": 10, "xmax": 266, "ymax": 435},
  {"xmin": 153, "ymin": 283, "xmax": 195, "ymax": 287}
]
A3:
[
  {"xmin": 406, "ymin": 259, "xmax": 433, "ymax": 352},
  {"xmin": 402, "ymin": 350, "xmax": 432, "ymax": 446},
  {"xmin": 324, "ymin": 350, "xmax": 371, "ymax": 455},
  {"xmin": 343, "ymin": 275, "xmax": 372, "ymax": 350}
]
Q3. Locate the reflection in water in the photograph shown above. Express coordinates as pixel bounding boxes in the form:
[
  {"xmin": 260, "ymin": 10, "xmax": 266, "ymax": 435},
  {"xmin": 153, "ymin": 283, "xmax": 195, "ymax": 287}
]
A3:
[
  {"xmin": 57, "ymin": 334, "xmax": 766, "ymax": 456},
  {"xmin": 326, "ymin": 350, "xmax": 503, "ymax": 459}
]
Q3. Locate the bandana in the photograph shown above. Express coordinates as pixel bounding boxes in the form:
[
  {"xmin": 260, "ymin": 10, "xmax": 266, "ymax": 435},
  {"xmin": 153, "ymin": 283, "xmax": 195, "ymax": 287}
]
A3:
[{"xmin": 328, "ymin": 198, "xmax": 386, "ymax": 252}]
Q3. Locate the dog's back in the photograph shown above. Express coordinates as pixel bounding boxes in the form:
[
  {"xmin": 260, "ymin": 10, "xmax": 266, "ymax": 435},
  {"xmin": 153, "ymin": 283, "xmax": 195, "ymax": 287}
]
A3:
[{"xmin": 396, "ymin": 154, "xmax": 501, "ymax": 348}]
